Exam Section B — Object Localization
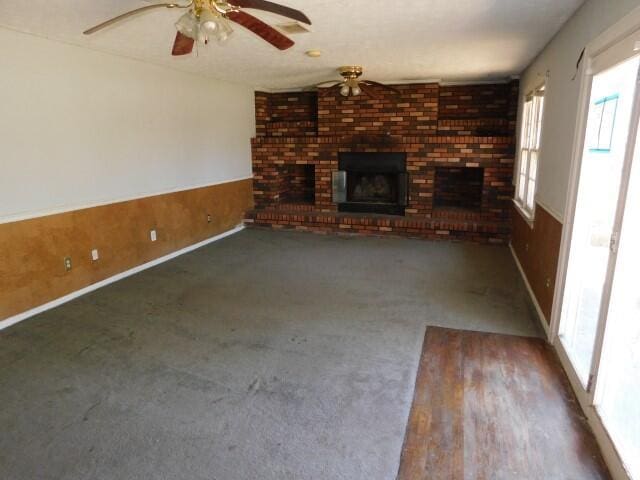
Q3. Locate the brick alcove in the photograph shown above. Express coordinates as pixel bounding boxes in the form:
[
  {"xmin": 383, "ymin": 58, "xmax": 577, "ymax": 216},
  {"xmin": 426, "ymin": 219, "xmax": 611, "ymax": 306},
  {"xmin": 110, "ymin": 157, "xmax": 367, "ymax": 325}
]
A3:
[
  {"xmin": 434, "ymin": 167, "xmax": 484, "ymax": 211},
  {"xmin": 276, "ymin": 164, "xmax": 315, "ymax": 205},
  {"xmin": 247, "ymin": 81, "xmax": 518, "ymax": 244}
]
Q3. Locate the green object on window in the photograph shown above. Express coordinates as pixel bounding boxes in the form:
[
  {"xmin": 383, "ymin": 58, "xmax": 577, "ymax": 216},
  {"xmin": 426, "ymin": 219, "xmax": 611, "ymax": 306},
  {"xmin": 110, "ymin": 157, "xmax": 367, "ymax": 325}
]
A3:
[{"xmin": 589, "ymin": 94, "xmax": 619, "ymax": 153}]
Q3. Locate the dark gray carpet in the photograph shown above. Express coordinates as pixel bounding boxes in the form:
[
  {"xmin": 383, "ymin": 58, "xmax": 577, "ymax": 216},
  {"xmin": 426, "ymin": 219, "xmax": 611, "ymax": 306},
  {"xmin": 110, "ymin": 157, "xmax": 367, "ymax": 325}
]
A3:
[{"xmin": 0, "ymin": 229, "xmax": 540, "ymax": 479}]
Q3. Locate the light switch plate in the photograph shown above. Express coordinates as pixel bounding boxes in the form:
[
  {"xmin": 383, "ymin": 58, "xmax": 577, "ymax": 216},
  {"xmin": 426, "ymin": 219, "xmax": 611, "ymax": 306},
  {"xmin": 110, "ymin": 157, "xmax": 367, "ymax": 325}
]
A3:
[
  {"xmin": 150, "ymin": 229, "xmax": 157, "ymax": 242},
  {"xmin": 91, "ymin": 249, "xmax": 99, "ymax": 261}
]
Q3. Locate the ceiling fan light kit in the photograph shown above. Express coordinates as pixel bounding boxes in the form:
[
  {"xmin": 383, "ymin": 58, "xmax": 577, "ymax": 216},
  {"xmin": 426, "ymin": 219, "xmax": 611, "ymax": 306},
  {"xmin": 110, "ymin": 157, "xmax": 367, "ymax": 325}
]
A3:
[
  {"xmin": 84, "ymin": 0, "xmax": 310, "ymax": 56},
  {"xmin": 176, "ymin": 6, "xmax": 234, "ymax": 44},
  {"xmin": 85, "ymin": 3, "xmax": 399, "ymax": 101},
  {"xmin": 175, "ymin": 10, "xmax": 199, "ymax": 38},
  {"xmin": 318, "ymin": 66, "xmax": 401, "ymax": 99}
]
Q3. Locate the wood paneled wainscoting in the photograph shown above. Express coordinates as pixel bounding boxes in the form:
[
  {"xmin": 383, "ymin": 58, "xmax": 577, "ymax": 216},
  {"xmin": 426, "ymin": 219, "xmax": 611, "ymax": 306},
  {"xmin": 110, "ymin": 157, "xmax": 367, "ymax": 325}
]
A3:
[
  {"xmin": 510, "ymin": 203, "xmax": 563, "ymax": 326},
  {"xmin": 0, "ymin": 178, "xmax": 253, "ymax": 323}
]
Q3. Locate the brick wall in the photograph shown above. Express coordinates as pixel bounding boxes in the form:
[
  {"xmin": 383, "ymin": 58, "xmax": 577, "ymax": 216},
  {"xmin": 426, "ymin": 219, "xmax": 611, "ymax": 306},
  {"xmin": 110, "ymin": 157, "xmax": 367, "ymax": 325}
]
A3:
[
  {"xmin": 438, "ymin": 84, "xmax": 510, "ymax": 119},
  {"xmin": 251, "ymin": 135, "xmax": 513, "ymax": 218},
  {"xmin": 317, "ymin": 83, "xmax": 439, "ymax": 136},
  {"xmin": 249, "ymin": 81, "xmax": 519, "ymax": 243},
  {"xmin": 257, "ymin": 81, "xmax": 518, "ymax": 138},
  {"xmin": 255, "ymin": 91, "xmax": 318, "ymax": 137}
]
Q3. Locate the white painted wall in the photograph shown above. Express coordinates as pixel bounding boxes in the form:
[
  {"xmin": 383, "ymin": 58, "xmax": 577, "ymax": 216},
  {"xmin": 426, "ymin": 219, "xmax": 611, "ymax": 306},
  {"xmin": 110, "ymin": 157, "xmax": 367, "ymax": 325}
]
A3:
[
  {"xmin": 0, "ymin": 27, "xmax": 255, "ymax": 223},
  {"xmin": 518, "ymin": 0, "xmax": 640, "ymax": 220}
]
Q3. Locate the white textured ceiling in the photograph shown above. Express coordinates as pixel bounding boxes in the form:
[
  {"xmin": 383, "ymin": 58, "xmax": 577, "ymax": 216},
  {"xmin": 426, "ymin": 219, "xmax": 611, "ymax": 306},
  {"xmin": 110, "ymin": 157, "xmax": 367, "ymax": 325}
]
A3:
[{"xmin": 0, "ymin": 0, "xmax": 584, "ymax": 89}]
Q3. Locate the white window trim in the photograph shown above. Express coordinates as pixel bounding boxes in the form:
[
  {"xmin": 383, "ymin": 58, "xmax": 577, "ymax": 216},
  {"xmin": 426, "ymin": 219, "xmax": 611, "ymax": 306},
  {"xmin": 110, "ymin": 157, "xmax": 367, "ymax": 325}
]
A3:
[{"xmin": 514, "ymin": 84, "xmax": 546, "ymax": 223}]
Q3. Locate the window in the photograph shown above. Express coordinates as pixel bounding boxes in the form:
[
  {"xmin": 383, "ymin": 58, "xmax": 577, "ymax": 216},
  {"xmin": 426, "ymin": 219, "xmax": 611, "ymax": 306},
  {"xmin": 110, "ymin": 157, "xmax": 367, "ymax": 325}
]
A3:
[
  {"xmin": 516, "ymin": 85, "xmax": 545, "ymax": 218},
  {"xmin": 588, "ymin": 94, "xmax": 618, "ymax": 152}
]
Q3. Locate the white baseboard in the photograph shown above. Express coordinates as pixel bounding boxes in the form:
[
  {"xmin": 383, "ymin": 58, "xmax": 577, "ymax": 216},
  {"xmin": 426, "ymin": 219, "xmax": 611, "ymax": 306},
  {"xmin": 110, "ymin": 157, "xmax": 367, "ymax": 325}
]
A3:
[
  {"xmin": 509, "ymin": 243, "xmax": 552, "ymax": 340},
  {"xmin": 0, "ymin": 224, "xmax": 245, "ymax": 332}
]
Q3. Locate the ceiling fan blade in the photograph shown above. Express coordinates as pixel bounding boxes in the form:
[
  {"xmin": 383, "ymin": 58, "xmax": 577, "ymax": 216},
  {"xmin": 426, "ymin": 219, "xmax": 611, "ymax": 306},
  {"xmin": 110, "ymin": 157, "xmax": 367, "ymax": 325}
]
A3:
[
  {"xmin": 359, "ymin": 82, "xmax": 381, "ymax": 100},
  {"xmin": 229, "ymin": 0, "xmax": 311, "ymax": 25},
  {"xmin": 83, "ymin": 3, "xmax": 191, "ymax": 35},
  {"xmin": 226, "ymin": 10, "xmax": 294, "ymax": 50},
  {"xmin": 362, "ymin": 80, "xmax": 401, "ymax": 95},
  {"xmin": 316, "ymin": 80, "xmax": 341, "ymax": 88},
  {"xmin": 171, "ymin": 31, "xmax": 195, "ymax": 56},
  {"xmin": 318, "ymin": 83, "xmax": 341, "ymax": 97}
]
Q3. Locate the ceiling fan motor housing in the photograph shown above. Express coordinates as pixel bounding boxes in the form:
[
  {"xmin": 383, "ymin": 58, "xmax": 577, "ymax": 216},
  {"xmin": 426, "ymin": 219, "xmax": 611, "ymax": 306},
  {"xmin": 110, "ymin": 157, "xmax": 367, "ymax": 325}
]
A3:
[{"xmin": 339, "ymin": 66, "xmax": 364, "ymax": 80}]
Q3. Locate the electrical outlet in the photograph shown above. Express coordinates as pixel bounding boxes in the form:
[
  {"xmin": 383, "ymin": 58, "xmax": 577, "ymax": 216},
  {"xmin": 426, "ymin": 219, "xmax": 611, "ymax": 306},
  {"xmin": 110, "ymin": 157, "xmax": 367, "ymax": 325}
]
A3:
[
  {"xmin": 150, "ymin": 229, "xmax": 157, "ymax": 242},
  {"xmin": 64, "ymin": 257, "xmax": 72, "ymax": 272},
  {"xmin": 91, "ymin": 249, "xmax": 99, "ymax": 261},
  {"xmin": 207, "ymin": 214, "xmax": 212, "ymax": 224},
  {"xmin": 545, "ymin": 277, "xmax": 551, "ymax": 288}
]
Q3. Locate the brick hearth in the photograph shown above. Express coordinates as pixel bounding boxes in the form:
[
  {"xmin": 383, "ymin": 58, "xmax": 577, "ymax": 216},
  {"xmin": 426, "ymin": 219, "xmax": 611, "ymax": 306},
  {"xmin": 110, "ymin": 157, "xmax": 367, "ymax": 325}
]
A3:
[{"xmin": 247, "ymin": 81, "xmax": 518, "ymax": 243}]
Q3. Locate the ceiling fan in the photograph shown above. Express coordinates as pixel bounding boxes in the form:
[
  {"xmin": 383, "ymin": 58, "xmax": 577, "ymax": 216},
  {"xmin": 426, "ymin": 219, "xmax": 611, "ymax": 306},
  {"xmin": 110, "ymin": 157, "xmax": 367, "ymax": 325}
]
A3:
[
  {"xmin": 317, "ymin": 66, "xmax": 401, "ymax": 99},
  {"xmin": 83, "ymin": 0, "xmax": 311, "ymax": 56}
]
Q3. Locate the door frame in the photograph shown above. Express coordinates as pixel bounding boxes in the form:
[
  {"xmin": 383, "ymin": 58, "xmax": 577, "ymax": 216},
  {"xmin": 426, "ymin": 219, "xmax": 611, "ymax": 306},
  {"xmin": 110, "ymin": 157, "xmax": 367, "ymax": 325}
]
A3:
[{"xmin": 549, "ymin": 8, "xmax": 640, "ymax": 480}]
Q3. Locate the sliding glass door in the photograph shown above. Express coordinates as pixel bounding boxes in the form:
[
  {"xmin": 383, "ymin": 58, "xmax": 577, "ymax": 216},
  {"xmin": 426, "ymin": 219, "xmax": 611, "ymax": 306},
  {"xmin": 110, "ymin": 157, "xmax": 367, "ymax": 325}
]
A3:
[
  {"xmin": 594, "ymin": 123, "xmax": 640, "ymax": 480},
  {"xmin": 558, "ymin": 29, "xmax": 640, "ymax": 480},
  {"xmin": 559, "ymin": 54, "xmax": 640, "ymax": 386}
]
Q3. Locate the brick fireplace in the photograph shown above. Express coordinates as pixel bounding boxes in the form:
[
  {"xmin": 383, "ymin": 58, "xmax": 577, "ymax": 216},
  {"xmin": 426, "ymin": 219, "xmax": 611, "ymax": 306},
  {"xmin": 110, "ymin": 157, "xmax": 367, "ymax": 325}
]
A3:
[
  {"xmin": 247, "ymin": 81, "xmax": 518, "ymax": 243},
  {"xmin": 335, "ymin": 152, "xmax": 408, "ymax": 215}
]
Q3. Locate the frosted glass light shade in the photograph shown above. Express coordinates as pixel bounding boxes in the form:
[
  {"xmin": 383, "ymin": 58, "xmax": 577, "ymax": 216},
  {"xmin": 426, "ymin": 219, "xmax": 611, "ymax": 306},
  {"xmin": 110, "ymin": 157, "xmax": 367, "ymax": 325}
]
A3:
[
  {"xmin": 175, "ymin": 11, "xmax": 199, "ymax": 39},
  {"xmin": 340, "ymin": 85, "xmax": 350, "ymax": 97},
  {"xmin": 199, "ymin": 9, "xmax": 218, "ymax": 36},
  {"xmin": 214, "ymin": 17, "xmax": 233, "ymax": 42}
]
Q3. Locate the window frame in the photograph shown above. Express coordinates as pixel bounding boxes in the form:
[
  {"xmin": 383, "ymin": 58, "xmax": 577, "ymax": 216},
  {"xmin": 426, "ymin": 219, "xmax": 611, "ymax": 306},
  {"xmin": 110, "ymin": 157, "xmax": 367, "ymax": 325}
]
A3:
[{"xmin": 515, "ymin": 84, "xmax": 546, "ymax": 221}]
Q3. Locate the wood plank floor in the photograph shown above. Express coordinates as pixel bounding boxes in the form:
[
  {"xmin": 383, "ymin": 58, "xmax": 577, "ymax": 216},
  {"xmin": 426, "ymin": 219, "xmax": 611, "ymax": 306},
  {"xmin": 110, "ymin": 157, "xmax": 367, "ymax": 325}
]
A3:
[{"xmin": 397, "ymin": 327, "xmax": 611, "ymax": 480}]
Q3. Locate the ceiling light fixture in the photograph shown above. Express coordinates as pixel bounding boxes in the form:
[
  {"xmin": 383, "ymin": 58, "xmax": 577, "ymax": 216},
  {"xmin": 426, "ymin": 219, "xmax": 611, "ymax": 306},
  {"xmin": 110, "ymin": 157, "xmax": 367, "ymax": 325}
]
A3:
[
  {"xmin": 176, "ymin": 4, "xmax": 234, "ymax": 44},
  {"xmin": 83, "ymin": 0, "xmax": 311, "ymax": 56},
  {"xmin": 316, "ymin": 66, "xmax": 401, "ymax": 99},
  {"xmin": 175, "ymin": 10, "xmax": 199, "ymax": 39},
  {"xmin": 340, "ymin": 79, "xmax": 362, "ymax": 97},
  {"xmin": 199, "ymin": 8, "xmax": 220, "ymax": 36}
]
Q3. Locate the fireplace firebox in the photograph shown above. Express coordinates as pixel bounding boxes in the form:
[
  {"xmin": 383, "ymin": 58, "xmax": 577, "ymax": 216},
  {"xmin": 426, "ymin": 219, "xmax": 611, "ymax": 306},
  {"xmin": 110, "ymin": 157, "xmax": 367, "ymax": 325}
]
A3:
[
  {"xmin": 333, "ymin": 153, "xmax": 407, "ymax": 215},
  {"xmin": 434, "ymin": 167, "xmax": 484, "ymax": 211}
]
